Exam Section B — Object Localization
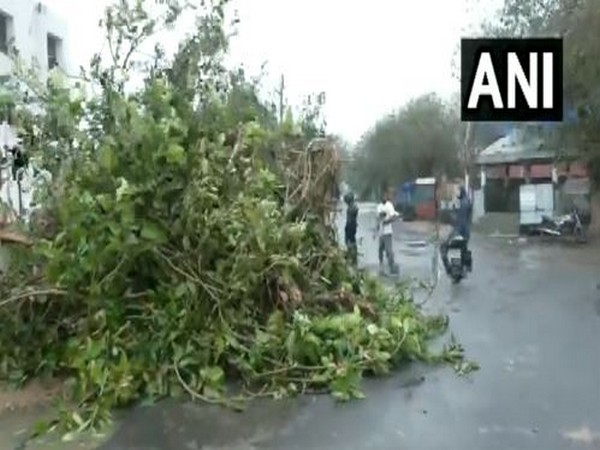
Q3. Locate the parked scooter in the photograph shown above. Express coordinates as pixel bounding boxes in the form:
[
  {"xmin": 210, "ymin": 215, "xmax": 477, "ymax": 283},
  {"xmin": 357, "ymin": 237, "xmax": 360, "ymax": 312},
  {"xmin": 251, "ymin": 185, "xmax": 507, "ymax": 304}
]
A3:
[
  {"xmin": 442, "ymin": 235, "xmax": 472, "ymax": 284},
  {"xmin": 536, "ymin": 207, "xmax": 587, "ymax": 243}
]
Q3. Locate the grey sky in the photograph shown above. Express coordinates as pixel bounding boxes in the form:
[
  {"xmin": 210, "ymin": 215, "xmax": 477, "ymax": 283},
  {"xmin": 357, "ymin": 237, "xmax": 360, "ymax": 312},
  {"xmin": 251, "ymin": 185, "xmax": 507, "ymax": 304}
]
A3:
[{"xmin": 45, "ymin": 0, "xmax": 500, "ymax": 143}]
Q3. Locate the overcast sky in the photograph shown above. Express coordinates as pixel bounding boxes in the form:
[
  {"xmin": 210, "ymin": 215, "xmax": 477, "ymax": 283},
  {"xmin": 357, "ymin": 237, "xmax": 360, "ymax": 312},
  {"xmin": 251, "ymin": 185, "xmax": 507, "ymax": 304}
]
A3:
[{"xmin": 44, "ymin": 0, "xmax": 500, "ymax": 144}]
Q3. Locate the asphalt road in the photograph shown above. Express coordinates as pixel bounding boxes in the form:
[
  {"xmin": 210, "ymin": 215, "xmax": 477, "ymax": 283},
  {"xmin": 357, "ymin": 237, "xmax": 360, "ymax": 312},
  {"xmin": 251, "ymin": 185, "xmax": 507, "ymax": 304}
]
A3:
[{"xmin": 93, "ymin": 203, "xmax": 600, "ymax": 449}]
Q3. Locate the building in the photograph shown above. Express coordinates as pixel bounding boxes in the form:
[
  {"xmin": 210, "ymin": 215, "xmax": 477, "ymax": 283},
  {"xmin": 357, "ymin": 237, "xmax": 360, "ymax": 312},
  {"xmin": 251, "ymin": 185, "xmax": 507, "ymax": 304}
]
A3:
[
  {"xmin": 472, "ymin": 128, "xmax": 590, "ymax": 234},
  {"xmin": 0, "ymin": 0, "xmax": 70, "ymax": 79},
  {"xmin": 0, "ymin": 0, "xmax": 70, "ymax": 226}
]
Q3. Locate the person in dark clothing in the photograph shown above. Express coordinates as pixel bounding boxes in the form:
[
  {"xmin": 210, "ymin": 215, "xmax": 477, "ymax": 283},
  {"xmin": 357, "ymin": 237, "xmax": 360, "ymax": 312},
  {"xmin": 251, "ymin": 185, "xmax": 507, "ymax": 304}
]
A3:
[
  {"xmin": 440, "ymin": 186, "xmax": 472, "ymax": 274},
  {"xmin": 454, "ymin": 186, "xmax": 471, "ymax": 240},
  {"xmin": 344, "ymin": 192, "xmax": 359, "ymax": 265}
]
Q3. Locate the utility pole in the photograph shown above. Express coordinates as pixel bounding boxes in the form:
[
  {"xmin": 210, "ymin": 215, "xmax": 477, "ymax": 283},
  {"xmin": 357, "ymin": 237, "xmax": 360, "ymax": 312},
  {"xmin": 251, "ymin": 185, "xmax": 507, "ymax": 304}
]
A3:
[
  {"xmin": 276, "ymin": 74, "xmax": 285, "ymax": 125},
  {"xmin": 463, "ymin": 121, "xmax": 473, "ymax": 193}
]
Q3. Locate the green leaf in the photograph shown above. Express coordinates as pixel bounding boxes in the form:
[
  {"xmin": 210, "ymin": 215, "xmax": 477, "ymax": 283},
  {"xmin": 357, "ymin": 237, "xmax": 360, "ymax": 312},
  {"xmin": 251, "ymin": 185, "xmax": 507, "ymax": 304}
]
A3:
[
  {"xmin": 71, "ymin": 411, "xmax": 85, "ymax": 427},
  {"xmin": 202, "ymin": 386, "xmax": 222, "ymax": 400},
  {"xmin": 140, "ymin": 221, "xmax": 167, "ymax": 243},
  {"xmin": 30, "ymin": 419, "xmax": 55, "ymax": 437},
  {"xmin": 165, "ymin": 143, "xmax": 185, "ymax": 164},
  {"xmin": 366, "ymin": 323, "xmax": 379, "ymax": 335},
  {"xmin": 201, "ymin": 366, "xmax": 224, "ymax": 385},
  {"xmin": 99, "ymin": 146, "xmax": 115, "ymax": 170},
  {"xmin": 352, "ymin": 389, "xmax": 366, "ymax": 399},
  {"xmin": 62, "ymin": 431, "xmax": 78, "ymax": 442}
]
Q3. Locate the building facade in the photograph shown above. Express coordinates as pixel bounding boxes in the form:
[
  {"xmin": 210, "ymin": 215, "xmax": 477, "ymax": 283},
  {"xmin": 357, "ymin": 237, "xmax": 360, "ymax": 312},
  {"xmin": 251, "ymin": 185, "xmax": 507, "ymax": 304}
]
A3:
[
  {"xmin": 473, "ymin": 129, "xmax": 590, "ymax": 234},
  {"xmin": 0, "ymin": 0, "xmax": 70, "ymax": 79}
]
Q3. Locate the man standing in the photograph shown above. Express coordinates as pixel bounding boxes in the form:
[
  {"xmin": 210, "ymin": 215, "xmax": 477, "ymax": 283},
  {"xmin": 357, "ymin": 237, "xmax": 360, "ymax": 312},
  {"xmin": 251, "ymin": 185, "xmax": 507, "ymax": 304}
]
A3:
[
  {"xmin": 376, "ymin": 188, "xmax": 400, "ymax": 275},
  {"xmin": 344, "ymin": 192, "xmax": 359, "ymax": 265}
]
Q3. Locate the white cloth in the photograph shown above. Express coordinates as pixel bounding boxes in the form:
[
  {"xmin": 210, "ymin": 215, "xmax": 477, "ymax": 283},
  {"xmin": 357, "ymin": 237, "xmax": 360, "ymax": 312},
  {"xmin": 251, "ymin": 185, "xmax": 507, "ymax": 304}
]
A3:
[{"xmin": 376, "ymin": 201, "xmax": 398, "ymax": 236}]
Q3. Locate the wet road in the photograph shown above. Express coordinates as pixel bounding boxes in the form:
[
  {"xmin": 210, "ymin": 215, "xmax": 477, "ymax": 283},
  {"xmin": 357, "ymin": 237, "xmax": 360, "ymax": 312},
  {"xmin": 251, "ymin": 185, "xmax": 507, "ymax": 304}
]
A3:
[{"xmin": 23, "ymin": 204, "xmax": 600, "ymax": 449}]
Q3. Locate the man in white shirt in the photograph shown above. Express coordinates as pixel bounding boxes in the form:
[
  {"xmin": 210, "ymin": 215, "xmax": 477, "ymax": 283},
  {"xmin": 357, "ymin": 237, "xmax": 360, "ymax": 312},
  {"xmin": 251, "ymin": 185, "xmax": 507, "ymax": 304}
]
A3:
[{"xmin": 376, "ymin": 189, "xmax": 400, "ymax": 274}]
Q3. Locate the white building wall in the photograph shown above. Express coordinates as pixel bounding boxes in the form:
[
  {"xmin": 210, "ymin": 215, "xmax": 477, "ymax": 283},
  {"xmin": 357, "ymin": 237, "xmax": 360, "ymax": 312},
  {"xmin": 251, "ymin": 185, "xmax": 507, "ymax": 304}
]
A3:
[
  {"xmin": 0, "ymin": 0, "xmax": 71, "ymax": 79},
  {"xmin": 472, "ymin": 189, "xmax": 484, "ymax": 222}
]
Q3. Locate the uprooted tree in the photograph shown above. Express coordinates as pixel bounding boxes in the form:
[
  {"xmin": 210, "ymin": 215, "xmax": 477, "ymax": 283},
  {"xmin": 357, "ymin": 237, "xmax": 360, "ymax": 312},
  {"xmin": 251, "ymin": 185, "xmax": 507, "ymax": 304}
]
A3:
[{"xmin": 0, "ymin": 0, "xmax": 472, "ymax": 435}]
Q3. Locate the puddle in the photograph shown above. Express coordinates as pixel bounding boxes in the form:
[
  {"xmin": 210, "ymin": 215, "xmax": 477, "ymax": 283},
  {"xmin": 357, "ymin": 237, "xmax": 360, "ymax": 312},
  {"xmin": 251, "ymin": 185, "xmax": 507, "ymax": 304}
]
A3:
[
  {"xmin": 478, "ymin": 425, "xmax": 539, "ymax": 437},
  {"xmin": 514, "ymin": 246, "xmax": 546, "ymax": 270},
  {"xmin": 405, "ymin": 240, "xmax": 429, "ymax": 248}
]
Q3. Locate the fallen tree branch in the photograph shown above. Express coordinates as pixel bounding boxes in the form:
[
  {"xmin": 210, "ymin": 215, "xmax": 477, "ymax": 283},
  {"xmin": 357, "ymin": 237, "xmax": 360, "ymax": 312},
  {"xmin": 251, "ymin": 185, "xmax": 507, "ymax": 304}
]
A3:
[
  {"xmin": 173, "ymin": 364, "xmax": 227, "ymax": 405},
  {"xmin": 0, "ymin": 229, "xmax": 33, "ymax": 246},
  {"xmin": 0, "ymin": 288, "xmax": 67, "ymax": 309}
]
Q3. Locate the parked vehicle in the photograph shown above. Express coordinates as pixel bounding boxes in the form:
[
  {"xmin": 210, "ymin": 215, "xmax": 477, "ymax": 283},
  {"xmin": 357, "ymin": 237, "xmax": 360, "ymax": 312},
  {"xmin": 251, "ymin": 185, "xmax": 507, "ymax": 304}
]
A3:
[
  {"xmin": 535, "ymin": 207, "xmax": 587, "ymax": 243},
  {"xmin": 394, "ymin": 177, "xmax": 437, "ymax": 222},
  {"xmin": 444, "ymin": 235, "xmax": 472, "ymax": 284}
]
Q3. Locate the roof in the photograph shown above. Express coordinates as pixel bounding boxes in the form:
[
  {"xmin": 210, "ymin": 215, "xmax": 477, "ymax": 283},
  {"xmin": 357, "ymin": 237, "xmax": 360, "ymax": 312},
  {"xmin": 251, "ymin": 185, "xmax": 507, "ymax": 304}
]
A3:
[{"xmin": 476, "ymin": 130, "xmax": 556, "ymax": 165}]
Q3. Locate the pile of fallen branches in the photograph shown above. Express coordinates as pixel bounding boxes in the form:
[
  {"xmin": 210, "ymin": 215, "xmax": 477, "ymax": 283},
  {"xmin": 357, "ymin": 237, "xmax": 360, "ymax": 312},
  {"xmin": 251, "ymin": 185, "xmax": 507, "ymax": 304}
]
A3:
[
  {"xmin": 0, "ymin": 105, "xmax": 470, "ymax": 436},
  {"xmin": 283, "ymin": 137, "xmax": 341, "ymax": 227},
  {"xmin": 0, "ymin": 0, "xmax": 473, "ymax": 438}
]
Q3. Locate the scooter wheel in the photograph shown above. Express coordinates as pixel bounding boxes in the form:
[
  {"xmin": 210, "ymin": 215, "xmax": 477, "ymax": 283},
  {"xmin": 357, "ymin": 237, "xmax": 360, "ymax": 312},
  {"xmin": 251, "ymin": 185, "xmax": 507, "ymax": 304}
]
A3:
[{"xmin": 451, "ymin": 276, "xmax": 462, "ymax": 284}]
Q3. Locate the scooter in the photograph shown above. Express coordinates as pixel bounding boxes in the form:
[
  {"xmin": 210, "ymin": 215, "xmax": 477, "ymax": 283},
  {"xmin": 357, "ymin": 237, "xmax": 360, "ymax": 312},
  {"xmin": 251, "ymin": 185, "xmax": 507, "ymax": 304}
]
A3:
[
  {"xmin": 536, "ymin": 207, "xmax": 586, "ymax": 243},
  {"xmin": 443, "ymin": 235, "xmax": 472, "ymax": 284}
]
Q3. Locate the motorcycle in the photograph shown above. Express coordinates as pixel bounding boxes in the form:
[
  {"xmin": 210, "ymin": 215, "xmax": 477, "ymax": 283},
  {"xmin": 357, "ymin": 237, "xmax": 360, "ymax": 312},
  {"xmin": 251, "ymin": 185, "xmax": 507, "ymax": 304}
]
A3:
[
  {"xmin": 442, "ymin": 235, "xmax": 472, "ymax": 284},
  {"xmin": 536, "ymin": 208, "xmax": 586, "ymax": 243}
]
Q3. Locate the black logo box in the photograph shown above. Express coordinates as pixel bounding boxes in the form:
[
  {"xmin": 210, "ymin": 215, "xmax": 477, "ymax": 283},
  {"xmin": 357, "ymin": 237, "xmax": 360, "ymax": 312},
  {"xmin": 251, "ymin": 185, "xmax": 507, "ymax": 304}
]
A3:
[{"xmin": 461, "ymin": 38, "xmax": 563, "ymax": 122}]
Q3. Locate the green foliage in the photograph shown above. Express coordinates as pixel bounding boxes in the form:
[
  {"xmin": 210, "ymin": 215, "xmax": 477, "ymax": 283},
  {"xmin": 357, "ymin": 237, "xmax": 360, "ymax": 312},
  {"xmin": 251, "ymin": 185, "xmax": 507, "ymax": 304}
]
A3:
[
  {"xmin": 0, "ymin": 0, "xmax": 470, "ymax": 438},
  {"xmin": 349, "ymin": 93, "xmax": 462, "ymax": 198}
]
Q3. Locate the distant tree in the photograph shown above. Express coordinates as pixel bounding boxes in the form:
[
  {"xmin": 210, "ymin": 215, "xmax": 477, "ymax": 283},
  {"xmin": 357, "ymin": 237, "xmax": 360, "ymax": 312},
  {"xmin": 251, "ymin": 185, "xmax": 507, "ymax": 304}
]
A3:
[
  {"xmin": 298, "ymin": 92, "xmax": 327, "ymax": 139},
  {"xmin": 481, "ymin": 0, "xmax": 600, "ymax": 183},
  {"xmin": 478, "ymin": 0, "xmax": 600, "ymax": 234},
  {"xmin": 349, "ymin": 93, "xmax": 462, "ymax": 198}
]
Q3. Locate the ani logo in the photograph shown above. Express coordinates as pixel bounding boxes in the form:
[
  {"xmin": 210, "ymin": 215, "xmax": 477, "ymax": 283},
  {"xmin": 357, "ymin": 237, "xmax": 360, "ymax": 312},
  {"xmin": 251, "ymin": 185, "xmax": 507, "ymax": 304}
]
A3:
[{"xmin": 461, "ymin": 38, "xmax": 563, "ymax": 122}]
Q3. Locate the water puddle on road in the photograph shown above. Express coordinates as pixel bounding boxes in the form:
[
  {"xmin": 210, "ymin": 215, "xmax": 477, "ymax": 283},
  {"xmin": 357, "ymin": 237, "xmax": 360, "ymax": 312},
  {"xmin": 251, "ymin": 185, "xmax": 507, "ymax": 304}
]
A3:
[{"xmin": 516, "ymin": 247, "xmax": 543, "ymax": 270}]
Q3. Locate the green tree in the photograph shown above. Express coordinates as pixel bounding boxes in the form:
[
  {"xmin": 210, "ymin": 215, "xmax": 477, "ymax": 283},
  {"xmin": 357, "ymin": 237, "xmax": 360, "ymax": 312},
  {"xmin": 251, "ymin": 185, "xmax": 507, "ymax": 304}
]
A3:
[
  {"xmin": 481, "ymin": 0, "xmax": 600, "ymax": 232},
  {"xmin": 349, "ymin": 93, "xmax": 462, "ymax": 198},
  {"xmin": 482, "ymin": 0, "xmax": 600, "ymax": 181}
]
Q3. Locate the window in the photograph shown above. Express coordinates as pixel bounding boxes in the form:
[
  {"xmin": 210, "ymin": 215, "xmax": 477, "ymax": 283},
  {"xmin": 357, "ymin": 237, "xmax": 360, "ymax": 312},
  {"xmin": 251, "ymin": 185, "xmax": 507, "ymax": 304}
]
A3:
[
  {"xmin": 0, "ymin": 11, "xmax": 13, "ymax": 54},
  {"xmin": 47, "ymin": 34, "xmax": 62, "ymax": 69}
]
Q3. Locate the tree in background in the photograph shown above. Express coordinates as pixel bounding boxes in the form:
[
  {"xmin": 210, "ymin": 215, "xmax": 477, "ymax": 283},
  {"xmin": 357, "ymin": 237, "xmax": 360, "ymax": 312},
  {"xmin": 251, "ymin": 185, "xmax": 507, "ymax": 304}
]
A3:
[
  {"xmin": 482, "ymin": 0, "xmax": 600, "ymax": 182},
  {"xmin": 481, "ymin": 0, "xmax": 600, "ymax": 231},
  {"xmin": 348, "ymin": 93, "xmax": 462, "ymax": 199}
]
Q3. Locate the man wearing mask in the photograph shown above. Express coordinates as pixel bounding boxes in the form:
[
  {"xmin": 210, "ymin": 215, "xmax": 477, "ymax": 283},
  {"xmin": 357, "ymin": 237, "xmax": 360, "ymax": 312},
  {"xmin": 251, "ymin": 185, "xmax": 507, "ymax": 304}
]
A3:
[{"xmin": 376, "ymin": 188, "xmax": 400, "ymax": 275}]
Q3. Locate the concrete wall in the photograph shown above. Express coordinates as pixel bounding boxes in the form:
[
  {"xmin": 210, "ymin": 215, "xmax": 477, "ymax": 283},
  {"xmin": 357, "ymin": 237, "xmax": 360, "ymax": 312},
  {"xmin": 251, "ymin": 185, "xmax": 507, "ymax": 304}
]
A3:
[
  {"xmin": 0, "ymin": 0, "xmax": 71, "ymax": 79},
  {"xmin": 472, "ymin": 189, "xmax": 484, "ymax": 222}
]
